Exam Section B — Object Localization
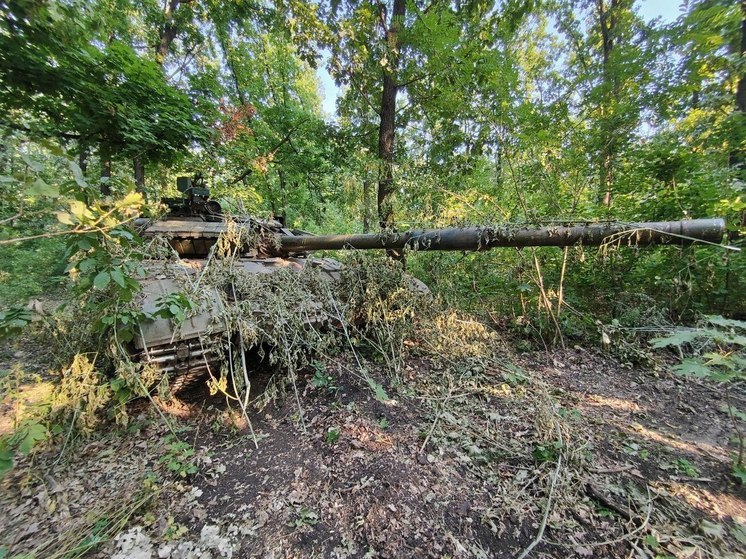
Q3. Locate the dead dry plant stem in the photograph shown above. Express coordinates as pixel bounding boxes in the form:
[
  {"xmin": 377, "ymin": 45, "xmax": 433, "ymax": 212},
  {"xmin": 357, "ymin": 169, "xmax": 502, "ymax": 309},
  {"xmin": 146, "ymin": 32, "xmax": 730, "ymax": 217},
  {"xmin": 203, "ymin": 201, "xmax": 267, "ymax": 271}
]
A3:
[
  {"xmin": 0, "ymin": 199, "xmax": 23, "ymax": 225},
  {"xmin": 419, "ymin": 377, "xmax": 455, "ymax": 455},
  {"xmin": 0, "ymin": 214, "xmax": 138, "ymax": 245},
  {"xmin": 125, "ymin": 334, "xmax": 177, "ymax": 438},
  {"xmin": 286, "ymin": 333, "xmax": 307, "ymax": 435},
  {"xmin": 30, "ymin": 488, "xmax": 156, "ymax": 559},
  {"xmin": 54, "ymin": 407, "xmax": 78, "ymax": 466},
  {"xmin": 229, "ymin": 280, "xmax": 259, "ymax": 448},
  {"xmin": 556, "ymin": 247, "xmax": 569, "ymax": 318},
  {"xmin": 517, "ymin": 424, "xmax": 564, "ymax": 559},
  {"xmin": 555, "ymin": 485, "xmax": 653, "ymax": 550},
  {"xmin": 725, "ymin": 388, "xmax": 745, "ymax": 467},
  {"xmin": 328, "ymin": 290, "xmax": 369, "ymax": 384},
  {"xmin": 531, "ymin": 250, "xmax": 565, "ymax": 349},
  {"xmin": 136, "ymin": 374, "xmax": 177, "ymax": 437},
  {"xmin": 210, "ymin": 319, "xmax": 258, "ymax": 446}
]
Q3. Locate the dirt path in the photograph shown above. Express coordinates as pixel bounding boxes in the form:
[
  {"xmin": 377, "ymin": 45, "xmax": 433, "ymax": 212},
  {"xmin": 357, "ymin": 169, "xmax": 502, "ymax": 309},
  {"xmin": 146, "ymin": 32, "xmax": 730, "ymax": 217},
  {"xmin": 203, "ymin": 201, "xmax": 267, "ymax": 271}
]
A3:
[{"xmin": 1, "ymin": 342, "xmax": 745, "ymax": 558}]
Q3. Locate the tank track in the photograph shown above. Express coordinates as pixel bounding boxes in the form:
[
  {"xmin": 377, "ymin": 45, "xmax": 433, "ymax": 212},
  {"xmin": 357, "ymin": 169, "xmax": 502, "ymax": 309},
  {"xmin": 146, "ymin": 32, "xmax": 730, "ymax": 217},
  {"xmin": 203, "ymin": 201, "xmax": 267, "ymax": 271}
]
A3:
[{"xmin": 139, "ymin": 337, "xmax": 221, "ymax": 393}]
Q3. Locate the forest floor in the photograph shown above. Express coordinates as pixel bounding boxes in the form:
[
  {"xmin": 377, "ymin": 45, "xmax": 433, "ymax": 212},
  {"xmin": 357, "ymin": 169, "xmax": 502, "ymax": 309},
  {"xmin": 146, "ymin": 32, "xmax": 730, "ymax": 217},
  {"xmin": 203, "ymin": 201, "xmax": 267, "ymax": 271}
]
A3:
[{"xmin": 1, "ymin": 329, "xmax": 745, "ymax": 559}]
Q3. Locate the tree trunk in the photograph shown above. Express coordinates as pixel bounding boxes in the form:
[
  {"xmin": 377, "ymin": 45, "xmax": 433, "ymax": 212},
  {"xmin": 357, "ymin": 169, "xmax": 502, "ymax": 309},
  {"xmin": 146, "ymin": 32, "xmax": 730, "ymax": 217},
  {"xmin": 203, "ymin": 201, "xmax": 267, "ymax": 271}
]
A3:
[
  {"xmin": 157, "ymin": 0, "xmax": 180, "ymax": 64},
  {"xmin": 730, "ymin": 0, "xmax": 746, "ymax": 171},
  {"xmin": 377, "ymin": 0, "xmax": 406, "ymax": 231},
  {"xmin": 494, "ymin": 144, "xmax": 503, "ymax": 189},
  {"xmin": 735, "ymin": 0, "xmax": 746, "ymax": 228},
  {"xmin": 101, "ymin": 157, "xmax": 112, "ymax": 196},
  {"xmin": 596, "ymin": 0, "xmax": 617, "ymax": 208},
  {"xmin": 363, "ymin": 179, "xmax": 371, "ymax": 233},
  {"xmin": 137, "ymin": 0, "xmax": 180, "ymax": 189},
  {"xmin": 278, "ymin": 170, "xmax": 288, "ymax": 225},
  {"xmin": 78, "ymin": 148, "xmax": 88, "ymax": 176},
  {"xmin": 134, "ymin": 156, "xmax": 145, "ymax": 192},
  {"xmin": 737, "ymin": 1, "xmax": 746, "ymax": 116},
  {"xmin": 0, "ymin": 131, "xmax": 11, "ymax": 174}
]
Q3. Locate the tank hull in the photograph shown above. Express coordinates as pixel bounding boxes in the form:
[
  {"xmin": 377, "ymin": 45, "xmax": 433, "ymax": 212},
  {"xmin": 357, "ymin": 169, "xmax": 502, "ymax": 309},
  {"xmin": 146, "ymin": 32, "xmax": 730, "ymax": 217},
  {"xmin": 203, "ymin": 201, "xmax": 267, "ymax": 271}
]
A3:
[{"xmin": 134, "ymin": 256, "xmax": 344, "ymax": 383}]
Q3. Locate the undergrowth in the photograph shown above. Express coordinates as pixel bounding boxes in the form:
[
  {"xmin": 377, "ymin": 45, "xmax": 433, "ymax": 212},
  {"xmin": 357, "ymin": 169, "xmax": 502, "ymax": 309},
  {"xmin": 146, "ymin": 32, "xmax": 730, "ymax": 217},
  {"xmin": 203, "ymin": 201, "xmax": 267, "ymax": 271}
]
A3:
[
  {"xmin": 0, "ymin": 227, "xmax": 434, "ymax": 475},
  {"xmin": 0, "ymin": 237, "xmax": 67, "ymax": 304},
  {"xmin": 1, "ymin": 226, "xmax": 744, "ymax": 558},
  {"xmin": 651, "ymin": 315, "xmax": 746, "ymax": 482}
]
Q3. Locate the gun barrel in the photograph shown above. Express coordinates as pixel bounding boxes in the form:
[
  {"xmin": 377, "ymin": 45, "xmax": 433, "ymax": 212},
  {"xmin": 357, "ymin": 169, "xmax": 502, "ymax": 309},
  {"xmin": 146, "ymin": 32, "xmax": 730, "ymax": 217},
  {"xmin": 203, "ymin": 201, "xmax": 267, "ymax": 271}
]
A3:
[{"xmin": 279, "ymin": 219, "xmax": 726, "ymax": 252}]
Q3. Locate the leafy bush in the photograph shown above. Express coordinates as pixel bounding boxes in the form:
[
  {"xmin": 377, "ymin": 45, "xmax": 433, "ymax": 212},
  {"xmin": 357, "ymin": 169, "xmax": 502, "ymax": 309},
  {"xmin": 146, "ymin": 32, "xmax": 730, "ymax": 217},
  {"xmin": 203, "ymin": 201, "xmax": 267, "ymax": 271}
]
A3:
[
  {"xmin": 0, "ymin": 366, "xmax": 57, "ymax": 477},
  {"xmin": 159, "ymin": 434, "xmax": 198, "ymax": 478},
  {"xmin": 651, "ymin": 316, "xmax": 746, "ymax": 481},
  {"xmin": 0, "ymin": 237, "xmax": 67, "ymax": 305}
]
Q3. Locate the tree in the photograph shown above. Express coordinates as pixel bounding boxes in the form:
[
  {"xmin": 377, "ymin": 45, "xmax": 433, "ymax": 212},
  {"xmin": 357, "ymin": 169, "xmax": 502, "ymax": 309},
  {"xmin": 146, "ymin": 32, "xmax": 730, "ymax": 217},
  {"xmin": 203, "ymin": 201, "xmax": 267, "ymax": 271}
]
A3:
[
  {"xmin": 376, "ymin": 0, "xmax": 406, "ymax": 230},
  {"xmin": 0, "ymin": 1, "xmax": 206, "ymax": 194},
  {"xmin": 325, "ymin": 0, "xmax": 533, "ymax": 230}
]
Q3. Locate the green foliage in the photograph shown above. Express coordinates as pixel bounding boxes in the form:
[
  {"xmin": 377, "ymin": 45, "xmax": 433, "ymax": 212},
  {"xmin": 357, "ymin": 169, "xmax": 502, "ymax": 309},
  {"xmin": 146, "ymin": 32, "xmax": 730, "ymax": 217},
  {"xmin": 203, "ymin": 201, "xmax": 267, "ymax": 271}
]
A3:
[
  {"xmin": 366, "ymin": 377, "xmax": 390, "ymax": 402},
  {"xmin": 324, "ymin": 426, "xmax": 341, "ymax": 444},
  {"xmin": 651, "ymin": 316, "xmax": 746, "ymax": 383},
  {"xmin": 311, "ymin": 365, "xmax": 338, "ymax": 393},
  {"xmin": 0, "ymin": 419, "xmax": 48, "ymax": 477},
  {"xmin": 651, "ymin": 316, "xmax": 746, "ymax": 477},
  {"xmin": 289, "ymin": 507, "xmax": 319, "ymax": 528},
  {"xmin": 0, "ymin": 237, "xmax": 67, "ymax": 305},
  {"xmin": 52, "ymin": 354, "xmax": 114, "ymax": 432},
  {"xmin": 0, "ymin": 366, "xmax": 58, "ymax": 478},
  {"xmin": 532, "ymin": 440, "xmax": 563, "ymax": 464},
  {"xmin": 159, "ymin": 435, "xmax": 198, "ymax": 478},
  {"xmin": 0, "ymin": 307, "xmax": 33, "ymax": 340},
  {"xmin": 0, "ymin": 0, "xmax": 744, "ymax": 504},
  {"xmin": 53, "ymin": 185, "xmax": 147, "ymax": 343},
  {"xmin": 152, "ymin": 293, "xmax": 197, "ymax": 324},
  {"xmin": 1, "ymin": 0, "xmax": 743, "ymax": 339},
  {"xmin": 338, "ymin": 253, "xmax": 428, "ymax": 374},
  {"xmin": 0, "ymin": 2, "xmax": 206, "ymax": 166},
  {"xmin": 733, "ymin": 463, "xmax": 746, "ymax": 485},
  {"xmin": 675, "ymin": 458, "xmax": 700, "ymax": 477}
]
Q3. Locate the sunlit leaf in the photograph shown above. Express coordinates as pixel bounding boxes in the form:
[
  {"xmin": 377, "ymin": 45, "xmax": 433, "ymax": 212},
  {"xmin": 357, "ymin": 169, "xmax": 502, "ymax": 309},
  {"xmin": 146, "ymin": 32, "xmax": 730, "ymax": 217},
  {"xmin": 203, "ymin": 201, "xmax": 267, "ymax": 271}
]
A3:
[
  {"xmin": 650, "ymin": 330, "xmax": 700, "ymax": 348},
  {"xmin": 707, "ymin": 316, "xmax": 746, "ymax": 331},
  {"xmin": 115, "ymin": 191, "xmax": 144, "ymax": 210},
  {"xmin": 93, "ymin": 271, "xmax": 110, "ymax": 290},
  {"xmin": 27, "ymin": 177, "xmax": 59, "ymax": 197},
  {"xmin": 367, "ymin": 378, "xmax": 389, "ymax": 402},
  {"xmin": 17, "ymin": 423, "xmax": 47, "ymax": 455},
  {"xmin": 672, "ymin": 359, "xmax": 712, "ymax": 378},
  {"xmin": 68, "ymin": 160, "xmax": 88, "ymax": 188},
  {"xmin": 20, "ymin": 153, "xmax": 44, "ymax": 172},
  {"xmin": 69, "ymin": 200, "xmax": 88, "ymax": 220},
  {"xmin": 56, "ymin": 211, "xmax": 75, "ymax": 225},
  {"xmin": 110, "ymin": 269, "xmax": 126, "ymax": 288},
  {"xmin": 699, "ymin": 519, "xmax": 724, "ymax": 539}
]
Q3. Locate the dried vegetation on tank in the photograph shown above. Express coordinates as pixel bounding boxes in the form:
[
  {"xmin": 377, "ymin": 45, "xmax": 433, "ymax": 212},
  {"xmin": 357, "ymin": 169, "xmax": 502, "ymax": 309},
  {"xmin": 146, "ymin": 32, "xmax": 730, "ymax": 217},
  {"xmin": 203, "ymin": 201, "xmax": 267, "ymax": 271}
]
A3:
[{"xmin": 1, "ymin": 235, "xmax": 745, "ymax": 558}]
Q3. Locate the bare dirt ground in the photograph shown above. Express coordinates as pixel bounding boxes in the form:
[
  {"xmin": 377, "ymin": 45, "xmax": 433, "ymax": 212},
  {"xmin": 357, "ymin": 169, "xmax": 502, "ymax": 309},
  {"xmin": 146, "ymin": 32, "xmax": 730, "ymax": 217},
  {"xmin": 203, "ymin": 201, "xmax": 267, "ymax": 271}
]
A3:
[{"xmin": 1, "ymin": 334, "xmax": 745, "ymax": 559}]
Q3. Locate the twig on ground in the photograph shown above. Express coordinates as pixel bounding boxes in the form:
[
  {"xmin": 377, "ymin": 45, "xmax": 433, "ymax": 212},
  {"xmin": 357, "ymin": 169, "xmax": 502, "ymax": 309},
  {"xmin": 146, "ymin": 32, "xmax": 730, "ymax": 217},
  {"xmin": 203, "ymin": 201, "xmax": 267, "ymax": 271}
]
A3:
[
  {"xmin": 516, "ymin": 450, "xmax": 563, "ymax": 559},
  {"xmin": 586, "ymin": 483, "xmax": 632, "ymax": 521},
  {"xmin": 589, "ymin": 464, "xmax": 634, "ymax": 474},
  {"xmin": 419, "ymin": 378, "xmax": 455, "ymax": 455},
  {"xmin": 547, "ymin": 485, "xmax": 653, "ymax": 550}
]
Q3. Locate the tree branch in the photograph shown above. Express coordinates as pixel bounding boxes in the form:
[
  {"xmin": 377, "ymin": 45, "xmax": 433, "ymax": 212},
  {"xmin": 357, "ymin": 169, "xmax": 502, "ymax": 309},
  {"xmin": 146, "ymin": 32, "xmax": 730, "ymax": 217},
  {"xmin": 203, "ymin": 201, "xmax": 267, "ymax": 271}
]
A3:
[
  {"xmin": 0, "ymin": 121, "xmax": 82, "ymax": 141},
  {"xmin": 230, "ymin": 120, "xmax": 309, "ymax": 184}
]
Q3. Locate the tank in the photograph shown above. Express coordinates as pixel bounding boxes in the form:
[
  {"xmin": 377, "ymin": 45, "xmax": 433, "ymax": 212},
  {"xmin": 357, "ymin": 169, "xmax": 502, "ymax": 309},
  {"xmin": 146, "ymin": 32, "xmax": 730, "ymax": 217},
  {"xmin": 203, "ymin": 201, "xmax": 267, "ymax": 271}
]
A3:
[
  {"xmin": 132, "ymin": 176, "xmax": 726, "ymax": 383},
  {"xmin": 132, "ymin": 176, "xmax": 348, "ymax": 381}
]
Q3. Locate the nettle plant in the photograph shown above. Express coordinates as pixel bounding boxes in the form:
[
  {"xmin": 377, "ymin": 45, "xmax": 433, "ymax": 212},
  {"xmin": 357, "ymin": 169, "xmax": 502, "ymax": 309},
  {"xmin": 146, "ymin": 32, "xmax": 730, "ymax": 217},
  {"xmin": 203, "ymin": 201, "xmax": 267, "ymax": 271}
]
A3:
[
  {"xmin": 0, "ymin": 153, "xmax": 150, "ymax": 475},
  {"xmin": 651, "ymin": 316, "xmax": 746, "ymax": 482},
  {"xmin": 61, "ymin": 191, "xmax": 147, "ymax": 345}
]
